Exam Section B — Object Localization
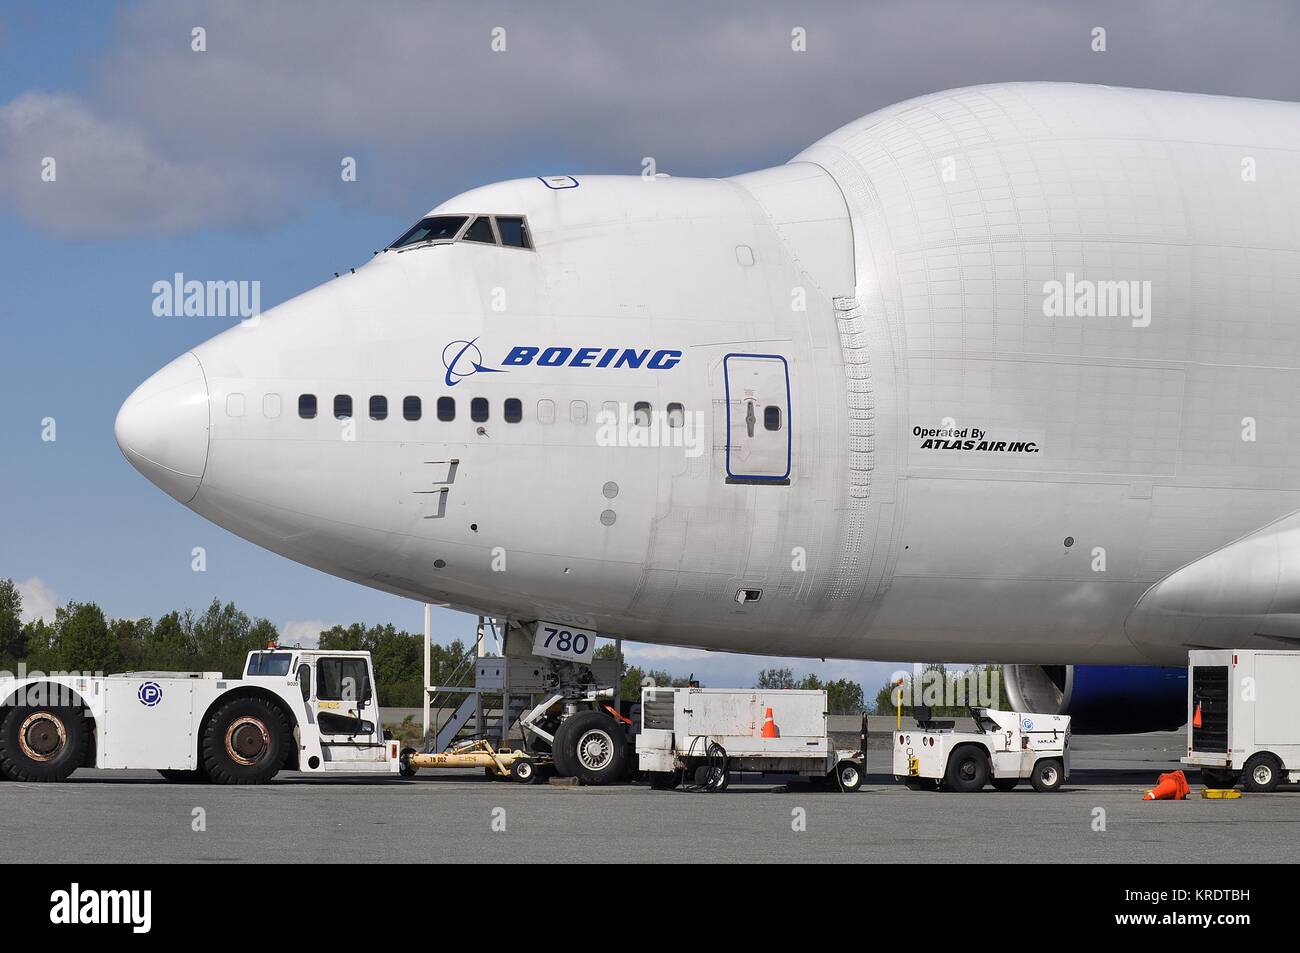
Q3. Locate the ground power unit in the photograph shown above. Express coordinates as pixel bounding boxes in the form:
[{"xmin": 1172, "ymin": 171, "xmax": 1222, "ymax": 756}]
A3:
[
  {"xmin": 1184, "ymin": 649, "xmax": 1300, "ymax": 791},
  {"xmin": 635, "ymin": 687, "xmax": 865, "ymax": 790}
]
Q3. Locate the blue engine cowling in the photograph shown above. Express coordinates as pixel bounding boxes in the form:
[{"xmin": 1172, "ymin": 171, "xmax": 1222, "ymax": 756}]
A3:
[{"xmin": 1002, "ymin": 664, "xmax": 1186, "ymax": 734}]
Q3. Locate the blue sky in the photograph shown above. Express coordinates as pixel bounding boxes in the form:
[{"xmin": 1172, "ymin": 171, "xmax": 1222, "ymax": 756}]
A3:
[{"xmin": 1, "ymin": 0, "xmax": 1297, "ymax": 687}]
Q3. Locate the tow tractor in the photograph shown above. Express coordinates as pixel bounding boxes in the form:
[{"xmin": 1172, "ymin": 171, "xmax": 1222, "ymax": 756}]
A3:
[
  {"xmin": 0, "ymin": 648, "xmax": 401, "ymax": 783},
  {"xmin": 893, "ymin": 705, "xmax": 1070, "ymax": 792}
]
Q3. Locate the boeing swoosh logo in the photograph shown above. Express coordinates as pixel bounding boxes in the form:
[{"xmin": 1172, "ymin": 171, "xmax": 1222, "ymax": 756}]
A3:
[{"xmin": 442, "ymin": 337, "xmax": 505, "ymax": 387}]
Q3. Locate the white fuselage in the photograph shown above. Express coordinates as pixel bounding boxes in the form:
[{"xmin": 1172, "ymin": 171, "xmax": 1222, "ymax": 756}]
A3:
[{"xmin": 116, "ymin": 83, "xmax": 1300, "ymax": 668}]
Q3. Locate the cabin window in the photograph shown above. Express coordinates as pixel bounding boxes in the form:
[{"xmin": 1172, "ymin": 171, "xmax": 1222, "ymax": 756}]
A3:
[
  {"xmin": 764, "ymin": 405, "xmax": 782, "ymax": 431},
  {"xmin": 570, "ymin": 400, "xmax": 588, "ymax": 424},
  {"xmin": 334, "ymin": 395, "xmax": 352, "ymax": 419},
  {"xmin": 437, "ymin": 396, "xmax": 456, "ymax": 421},
  {"xmin": 504, "ymin": 398, "xmax": 523, "ymax": 423},
  {"xmin": 471, "ymin": 397, "xmax": 489, "ymax": 422},
  {"xmin": 389, "ymin": 215, "xmax": 467, "ymax": 249},
  {"xmin": 403, "ymin": 396, "xmax": 422, "ymax": 421},
  {"xmin": 538, "ymin": 399, "xmax": 556, "ymax": 424},
  {"xmin": 298, "ymin": 394, "xmax": 317, "ymax": 419},
  {"xmin": 462, "ymin": 217, "xmax": 497, "ymax": 244},
  {"xmin": 369, "ymin": 395, "xmax": 387, "ymax": 420},
  {"xmin": 633, "ymin": 401, "xmax": 652, "ymax": 427},
  {"xmin": 263, "ymin": 394, "xmax": 281, "ymax": 419},
  {"xmin": 667, "ymin": 402, "xmax": 685, "ymax": 428},
  {"xmin": 496, "ymin": 216, "xmax": 531, "ymax": 249}
]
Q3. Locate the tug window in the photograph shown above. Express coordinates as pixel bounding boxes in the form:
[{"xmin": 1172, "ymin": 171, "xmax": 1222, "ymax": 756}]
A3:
[
  {"xmin": 764, "ymin": 405, "xmax": 782, "ymax": 431},
  {"xmin": 369, "ymin": 395, "xmax": 388, "ymax": 420},
  {"xmin": 496, "ymin": 216, "xmax": 531, "ymax": 249},
  {"xmin": 298, "ymin": 394, "xmax": 317, "ymax": 419},
  {"xmin": 317, "ymin": 657, "xmax": 373, "ymax": 704},
  {"xmin": 633, "ymin": 401, "xmax": 652, "ymax": 427},
  {"xmin": 334, "ymin": 395, "xmax": 352, "ymax": 419},
  {"xmin": 667, "ymin": 402, "xmax": 685, "ymax": 428},
  {"xmin": 437, "ymin": 396, "xmax": 456, "ymax": 421},
  {"xmin": 403, "ymin": 396, "xmax": 422, "ymax": 421},
  {"xmin": 471, "ymin": 397, "xmax": 489, "ymax": 422},
  {"xmin": 504, "ymin": 398, "xmax": 523, "ymax": 423},
  {"xmin": 462, "ymin": 217, "xmax": 497, "ymax": 245},
  {"xmin": 389, "ymin": 215, "xmax": 467, "ymax": 249}
]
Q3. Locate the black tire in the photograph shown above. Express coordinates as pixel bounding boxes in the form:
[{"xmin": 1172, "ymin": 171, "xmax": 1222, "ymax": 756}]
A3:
[
  {"xmin": 1201, "ymin": 767, "xmax": 1238, "ymax": 789},
  {"xmin": 553, "ymin": 710, "xmax": 628, "ymax": 785},
  {"xmin": 398, "ymin": 747, "xmax": 418, "ymax": 778},
  {"xmin": 1030, "ymin": 757, "xmax": 1064, "ymax": 793},
  {"xmin": 511, "ymin": 757, "xmax": 537, "ymax": 783},
  {"xmin": 200, "ymin": 695, "xmax": 291, "ymax": 785},
  {"xmin": 944, "ymin": 746, "xmax": 989, "ymax": 793},
  {"xmin": 648, "ymin": 771, "xmax": 680, "ymax": 790},
  {"xmin": 1243, "ymin": 753, "xmax": 1282, "ymax": 793},
  {"xmin": 834, "ymin": 760, "xmax": 863, "ymax": 792},
  {"xmin": 0, "ymin": 704, "xmax": 89, "ymax": 782},
  {"xmin": 992, "ymin": 776, "xmax": 1019, "ymax": 792},
  {"xmin": 550, "ymin": 725, "xmax": 577, "ymax": 778}
]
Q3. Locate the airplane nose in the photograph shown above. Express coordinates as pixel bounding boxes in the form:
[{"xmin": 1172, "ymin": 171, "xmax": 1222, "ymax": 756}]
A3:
[{"xmin": 114, "ymin": 351, "xmax": 211, "ymax": 504}]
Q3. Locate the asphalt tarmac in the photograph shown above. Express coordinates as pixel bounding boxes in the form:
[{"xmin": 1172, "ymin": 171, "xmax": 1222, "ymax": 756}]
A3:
[{"xmin": 2, "ymin": 730, "xmax": 1295, "ymax": 863}]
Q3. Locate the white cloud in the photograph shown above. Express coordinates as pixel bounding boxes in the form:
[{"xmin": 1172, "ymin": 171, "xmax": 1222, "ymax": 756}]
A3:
[
  {"xmin": 0, "ymin": 91, "xmax": 283, "ymax": 239},
  {"xmin": 7, "ymin": 0, "xmax": 1286, "ymax": 239},
  {"xmin": 15, "ymin": 577, "xmax": 58, "ymax": 623},
  {"xmin": 280, "ymin": 619, "xmax": 332, "ymax": 648}
]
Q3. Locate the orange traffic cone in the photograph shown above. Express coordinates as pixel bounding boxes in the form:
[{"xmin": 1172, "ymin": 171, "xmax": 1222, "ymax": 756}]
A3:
[
  {"xmin": 761, "ymin": 707, "xmax": 778, "ymax": 738},
  {"xmin": 1143, "ymin": 770, "xmax": 1190, "ymax": 800},
  {"xmin": 1193, "ymin": 702, "xmax": 1203, "ymax": 728}
]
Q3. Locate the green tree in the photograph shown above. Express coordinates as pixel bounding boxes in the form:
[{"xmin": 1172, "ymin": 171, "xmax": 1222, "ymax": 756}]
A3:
[
  {"xmin": 110, "ymin": 616, "xmax": 153, "ymax": 671},
  {"xmin": 21, "ymin": 619, "xmax": 56, "ymax": 671},
  {"xmin": 0, "ymin": 579, "xmax": 25, "ymax": 662},
  {"xmin": 825, "ymin": 678, "xmax": 865, "ymax": 714},
  {"xmin": 53, "ymin": 602, "xmax": 117, "ymax": 673},
  {"xmin": 148, "ymin": 611, "xmax": 194, "ymax": 670},
  {"xmin": 190, "ymin": 599, "xmax": 278, "ymax": 676},
  {"xmin": 756, "ymin": 667, "xmax": 796, "ymax": 690}
]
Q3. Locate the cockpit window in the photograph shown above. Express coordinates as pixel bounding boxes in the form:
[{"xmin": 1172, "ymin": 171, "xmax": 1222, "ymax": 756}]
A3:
[
  {"xmin": 390, "ymin": 215, "xmax": 468, "ymax": 249},
  {"xmin": 496, "ymin": 216, "xmax": 531, "ymax": 249},
  {"xmin": 462, "ymin": 216, "xmax": 497, "ymax": 245}
]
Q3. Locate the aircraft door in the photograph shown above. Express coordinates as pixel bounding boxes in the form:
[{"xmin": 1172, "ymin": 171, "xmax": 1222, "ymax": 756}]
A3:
[{"xmin": 723, "ymin": 353, "xmax": 791, "ymax": 485}]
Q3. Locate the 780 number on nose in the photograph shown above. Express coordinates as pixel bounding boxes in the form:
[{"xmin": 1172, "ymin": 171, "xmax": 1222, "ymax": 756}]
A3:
[{"xmin": 532, "ymin": 622, "xmax": 597, "ymax": 664}]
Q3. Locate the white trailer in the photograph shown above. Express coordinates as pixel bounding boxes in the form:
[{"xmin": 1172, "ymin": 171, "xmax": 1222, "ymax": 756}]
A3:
[
  {"xmin": 1184, "ymin": 649, "xmax": 1300, "ymax": 792},
  {"xmin": 892, "ymin": 707, "xmax": 1070, "ymax": 792},
  {"xmin": 635, "ymin": 687, "xmax": 865, "ymax": 791},
  {"xmin": 0, "ymin": 649, "xmax": 400, "ymax": 783}
]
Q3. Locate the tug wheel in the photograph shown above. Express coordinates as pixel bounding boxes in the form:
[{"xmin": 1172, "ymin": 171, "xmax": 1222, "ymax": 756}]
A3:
[
  {"xmin": 834, "ymin": 760, "xmax": 863, "ymax": 792},
  {"xmin": 201, "ymin": 695, "xmax": 290, "ymax": 784},
  {"xmin": 1243, "ymin": 753, "xmax": 1282, "ymax": 793},
  {"xmin": 1030, "ymin": 758, "xmax": 1064, "ymax": 793},
  {"xmin": 0, "ymin": 701, "xmax": 89, "ymax": 782},
  {"xmin": 944, "ymin": 746, "xmax": 989, "ymax": 793}
]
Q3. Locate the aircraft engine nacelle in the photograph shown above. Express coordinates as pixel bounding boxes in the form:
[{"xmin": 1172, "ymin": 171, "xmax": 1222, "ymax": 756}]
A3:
[{"xmin": 1002, "ymin": 664, "xmax": 1186, "ymax": 734}]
